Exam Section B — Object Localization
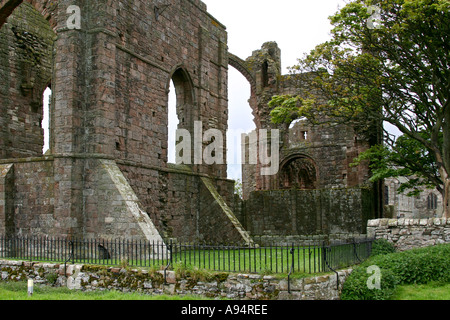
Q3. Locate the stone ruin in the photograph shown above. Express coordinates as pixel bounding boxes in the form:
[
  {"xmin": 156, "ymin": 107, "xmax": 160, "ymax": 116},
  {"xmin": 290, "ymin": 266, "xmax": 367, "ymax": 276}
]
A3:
[{"xmin": 0, "ymin": 0, "xmax": 379, "ymax": 244}]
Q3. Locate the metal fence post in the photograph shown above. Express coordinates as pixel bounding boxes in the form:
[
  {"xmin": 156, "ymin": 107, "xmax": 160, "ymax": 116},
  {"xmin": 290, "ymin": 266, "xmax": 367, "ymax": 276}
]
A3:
[
  {"xmin": 288, "ymin": 246, "xmax": 295, "ymax": 294},
  {"xmin": 164, "ymin": 240, "xmax": 173, "ymax": 285},
  {"xmin": 322, "ymin": 241, "xmax": 339, "ymax": 291}
]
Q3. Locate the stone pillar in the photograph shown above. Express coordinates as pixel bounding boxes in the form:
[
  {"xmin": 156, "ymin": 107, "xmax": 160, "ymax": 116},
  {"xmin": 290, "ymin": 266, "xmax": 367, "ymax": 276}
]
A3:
[
  {"xmin": 0, "ymin": 164, "xmax": 13, "ymax": 236},
  {"xmin": 50, "ymin": 0, "xmax": 93, "ymax": 238}
]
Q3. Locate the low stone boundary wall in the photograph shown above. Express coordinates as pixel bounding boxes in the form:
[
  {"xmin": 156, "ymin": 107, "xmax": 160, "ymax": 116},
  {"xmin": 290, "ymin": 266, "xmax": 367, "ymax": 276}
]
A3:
[
  {"xmin": 0, "ymin": 259, "xmax": 351, "ymax": 300},
  {"xmin": 367, "ymin": 218, "xmax": 450, "ymax": 251}
]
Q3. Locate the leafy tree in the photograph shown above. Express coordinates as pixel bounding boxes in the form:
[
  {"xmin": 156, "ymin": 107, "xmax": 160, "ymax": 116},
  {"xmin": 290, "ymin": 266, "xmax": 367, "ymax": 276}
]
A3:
[
  {"xmin": 352, "ymin": 131, "xmax": 444, "ymax": 196},
  {"xmin": 270, "ymin": 0, "xmax": 449, "ymax": 217}
]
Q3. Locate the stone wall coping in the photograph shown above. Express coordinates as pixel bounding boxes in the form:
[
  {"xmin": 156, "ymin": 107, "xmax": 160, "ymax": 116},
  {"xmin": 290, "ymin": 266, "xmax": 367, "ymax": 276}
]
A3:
[
  {"xmin": 367, "ymin": 218, "xmax": 448, "ymax": 227},
  {"xmin": 0, "ymin": 259, "xmax": 352, "ymax": 300},
  {"xmin": 0, "ymin": 154, "xmax": 235, "ymax": 183}
]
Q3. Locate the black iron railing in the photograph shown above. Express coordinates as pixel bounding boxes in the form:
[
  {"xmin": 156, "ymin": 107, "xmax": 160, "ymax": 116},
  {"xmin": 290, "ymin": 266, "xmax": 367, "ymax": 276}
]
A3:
[{"xmin": 0, "ymin": 235, "xmax": 373, "ymax": 275}]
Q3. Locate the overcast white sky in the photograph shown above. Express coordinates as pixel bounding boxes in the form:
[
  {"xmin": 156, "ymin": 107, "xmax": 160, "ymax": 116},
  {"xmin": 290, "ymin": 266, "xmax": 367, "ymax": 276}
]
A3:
[
  {"xmin": 203, "ymin": 0, "xmax": 347, "ymax": 73},
  {"xmin": 200, "ymin": 0, "xmax": 348, "ymax": 180}
]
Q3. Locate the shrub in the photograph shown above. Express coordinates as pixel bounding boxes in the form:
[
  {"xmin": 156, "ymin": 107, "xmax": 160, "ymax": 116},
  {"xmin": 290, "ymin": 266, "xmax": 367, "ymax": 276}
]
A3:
[
  {"xmin": 341, "ymin": 243, "xmax": 450, "ymax": 300},
  {"xmin": 370, "ymin": 238, "xmax": 396, "ymax": 256},
  {"xmin": 370, "ymin": 245, "xmax": 450, "ymax": 285},
  {"xmin": 340, "ymin": 264, "xmax": 398, "ymax": 300},
  {"xmin": 44, "ymin": 271, "xmax": 59, "ymax": 285}
]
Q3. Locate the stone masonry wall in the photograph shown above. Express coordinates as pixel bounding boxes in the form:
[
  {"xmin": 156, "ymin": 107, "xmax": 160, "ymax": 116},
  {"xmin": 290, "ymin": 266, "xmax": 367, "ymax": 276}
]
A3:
[
  {"xmin": 0, "ymin": 157, "xmax": 247, "ymax": 243},
  {"xmin": 242, "ymin": 188, "xmax": 375, "ymax": 236},
  {"xmin": 117, "ymin": 162, "xmax": 245, "ymax": 243},
  {"xmin": 0, "ymin": 2, "xmax": 55, "ymax": 158},
  {"xmin": 0, "ymin": 259, "xmax": 351, "ymax": 300},
  {"xmin": 367, "ymin": 218, "xmax": 450, "ymax": 251},
  {"xmin": 237, "ymin": 42, "xmax": 373, "ymax": 199},
  {"xmin": 0, "ymin": 1, "xmax": 248, "ymax": 243}
]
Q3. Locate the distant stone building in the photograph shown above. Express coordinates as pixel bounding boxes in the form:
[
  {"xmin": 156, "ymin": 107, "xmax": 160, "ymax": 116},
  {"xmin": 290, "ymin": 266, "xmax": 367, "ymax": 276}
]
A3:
[
  {"xmin": 234, "ymin": 42, "xmax": 381, "ymax": 237},
  {"xmin": 237, "ymin": 42, "xmax": 375, "ymax": 199},
  {"xmin": 384, "ymin": 177, "xmax": 444, "ymax": 219}
]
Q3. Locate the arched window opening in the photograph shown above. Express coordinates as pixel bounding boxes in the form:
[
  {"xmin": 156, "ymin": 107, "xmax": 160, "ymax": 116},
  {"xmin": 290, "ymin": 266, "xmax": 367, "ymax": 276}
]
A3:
[
  {"xmin": 167, "ymin": 68, "xmax": 195, "ymax": 165},
  {"xmin": 227, "ymin": 67, "xmax": 255, "ymax": 184},
  {"xmin": 42, "ymin": 86, "xmax": 51, "ymax": 154},
  {"xmin": 262, "ymin": 61, "xmax": 269, "ymax": 87},
  {"xmin": 427, "ymin": 193, "xmax": 438, "ymax": 210},
  {"xmin": 167, "ymin": 81, "xmax": 178, "ymax": 164},
  {"xmin": 279, "ymin": 156, "xmax": 317, "ymax": 190}
]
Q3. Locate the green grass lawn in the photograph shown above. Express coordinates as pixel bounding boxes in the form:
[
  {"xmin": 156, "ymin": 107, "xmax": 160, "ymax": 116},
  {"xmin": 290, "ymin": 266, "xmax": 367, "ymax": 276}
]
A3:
[
  {"xmin": 392, "ymin": 282, "xmax": 450, "ymax": 300},
  {"xmin": 169, "ymin": 246, "xmax": 325, "ymax": 274},
  {"xmin": 3, "ymin": 280, "xmax": 448, "ymax": 301},
  {"xmin": 5, "ymin": 246, "xmax": 328, "ymax": 275},
  {"xmin": 0, "ymin": 281, "xmax": 212, "ymax": 300}
]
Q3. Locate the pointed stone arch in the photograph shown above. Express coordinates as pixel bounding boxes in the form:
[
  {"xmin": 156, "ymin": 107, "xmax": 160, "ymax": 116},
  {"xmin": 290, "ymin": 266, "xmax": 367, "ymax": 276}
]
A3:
[
  {"xmin": 0, "ymin": 0, "xmax": 57, "ymax": 30},
  {"xmin": 166, "ymin": 65, "xmax": 197, "ymax": 133},
  {"xmin": 278, "ymin": 154, "xmax": 318, "ymax": 190},
  {"xmin": 165, "ymin": 65, "xmax": 198, "ymax": 166},
  {"xmin": 228, "ymin": 53, "xmax": 256, "ymax": 94}
]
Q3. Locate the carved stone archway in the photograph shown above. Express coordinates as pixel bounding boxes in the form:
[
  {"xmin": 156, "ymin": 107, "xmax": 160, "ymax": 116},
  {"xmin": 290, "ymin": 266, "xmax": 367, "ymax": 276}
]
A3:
[
  {"xmin": 278, "ymin": 155, "xmax": 318, "ymax": 190},
  {"xmin": 0, "ymin": 0, "xmax": 57, "ymax": 30}
]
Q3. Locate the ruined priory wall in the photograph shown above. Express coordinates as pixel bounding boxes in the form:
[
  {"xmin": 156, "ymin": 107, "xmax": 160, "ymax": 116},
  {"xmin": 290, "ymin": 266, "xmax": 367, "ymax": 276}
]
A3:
[
  {"xmin": 91, "ymin": 0, "xmax": 229, "ymax": 179},
  {"xmin": 239, "ymin": 43, "xmax": 372, "ymax": 198},
  {"xmin": 0, "ymin": 157, "xmax": 167, "ymax": 242},
  {"xmin": 242, "ymin": 188, "xmax": 375, "ymax": 236},
  {"xmin": 367, "ymin": 218, "xmax": 450, "ymax": 251},
  {"xmin": 0, "ymin": 2, "xmax": 55, "ymax": 158},
  {"xmin": 285, "ymin": 121, "xmax": 371, "ymax": 189},
  {"xmin": 118, "ymin": 161, "xmax": 244, "ymax": 243},
  {"xmin": 77, "ymin": 0, "xmax": 235, "ymax": 240}
]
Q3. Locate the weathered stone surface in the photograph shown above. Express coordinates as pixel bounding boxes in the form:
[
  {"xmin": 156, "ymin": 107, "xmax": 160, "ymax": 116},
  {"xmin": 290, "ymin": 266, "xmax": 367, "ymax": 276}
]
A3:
[
  {"xmin": 0, "ymin": 0, "xmax": 375, "ymax": 244},
  {"xmin": 0, "ymin": 259, "xmax": 352, "ymax": 300},
  {"xmin": 0, "ymin": 0, "xmax": 245, "ymax": 243},
  {"xmin": 242, "ymin": 188, "xmax": 374, "ymax": 235},
  {"xmin": 367, "ymin": 218, "xmax": 450, "ymax": 251}
]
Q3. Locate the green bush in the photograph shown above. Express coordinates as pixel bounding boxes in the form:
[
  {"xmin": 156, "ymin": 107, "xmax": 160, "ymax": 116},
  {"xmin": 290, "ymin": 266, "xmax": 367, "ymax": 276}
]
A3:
[
  {"xmin": 370, "ymin": 245, "xmax": 450, "ymax": 285},
  {"xmin": 340, "ymin": 264, "xmax": 398, "ymax": 300},
  {"xmin": 370, "ymin": 238, "xmax": 396, "ymax": 256},
  {"xmin": 341, "ymin": 244, "xmax": 450, "ymax": 300}
]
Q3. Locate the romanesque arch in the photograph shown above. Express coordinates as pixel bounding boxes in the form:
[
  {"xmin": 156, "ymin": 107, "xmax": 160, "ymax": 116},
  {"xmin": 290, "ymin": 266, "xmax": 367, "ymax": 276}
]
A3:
[
  {"xmin": 166, "ymin": 66, "xmax": 197, "ymax": 166},
  {"xmin": 0, "ymin": 1, "xmax": 56, "ymax": 158},
  {"xmin": 228, "ymin": 53, "xmax": 256, "ymax": 94},
  {"xmin": 0, "ymin": 0, "xmax": 57, "ymax": 30},
  {"xmin": 227, "ymin": 53, "xmax": 261, "ymax": 130},
  {"xmin": 278, "ymin": 154, "xmax": 318, "ymax": 190},
  {"xmin": 168, "ymin": 66, "xmax": 197, "ymax": 132}
]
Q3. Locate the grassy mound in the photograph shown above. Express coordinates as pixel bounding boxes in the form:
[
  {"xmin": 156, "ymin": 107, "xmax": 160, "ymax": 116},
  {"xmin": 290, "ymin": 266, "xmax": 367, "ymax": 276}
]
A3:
[{"xmin": 341, "ymin": 242, "xmax": 450, "ymax": 300}]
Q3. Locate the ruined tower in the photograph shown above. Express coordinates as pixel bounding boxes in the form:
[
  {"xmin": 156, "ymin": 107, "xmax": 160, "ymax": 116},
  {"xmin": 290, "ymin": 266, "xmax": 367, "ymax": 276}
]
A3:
[
  {"xmin": 0, "ymin": 0, "xmax": 252, "ymax": 244},
  {"xmin": 0, "ymin": 1, "xmax": 377, "ymax": 244},
  {"xmin": 234, "ymin": 42, "xmax": 377, "ymax": 236}
]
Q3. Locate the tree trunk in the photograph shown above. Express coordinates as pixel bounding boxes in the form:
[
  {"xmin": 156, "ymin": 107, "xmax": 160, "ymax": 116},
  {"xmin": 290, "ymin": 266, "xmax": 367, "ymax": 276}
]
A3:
[
  {"xmin": 444, "ymin": 177, "xmax": 450, "ymax": 219},
  {"xmin": 439, "ymin": 166, "xmax": 450, "ymax": 218}
]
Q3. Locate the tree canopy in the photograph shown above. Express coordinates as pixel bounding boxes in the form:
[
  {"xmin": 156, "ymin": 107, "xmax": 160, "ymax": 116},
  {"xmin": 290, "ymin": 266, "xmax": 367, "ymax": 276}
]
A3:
[{"xmin": 269, "ymin": 0, "xmax": 449, "ymax": 217}]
